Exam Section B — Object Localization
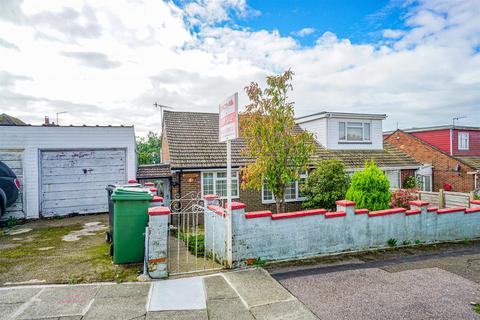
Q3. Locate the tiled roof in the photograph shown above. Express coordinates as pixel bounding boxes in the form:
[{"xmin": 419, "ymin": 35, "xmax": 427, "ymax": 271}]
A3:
[
  {"xmin": 163, "ymin": 110, "xmax": 420, "ymax": 170},
  {"xmin": 456, "ymin": 157, "xmax": 480, "ymax": 170},
  {"xmin": 137, "ymin": 164, "xmax": 172, "ymax": 178}
]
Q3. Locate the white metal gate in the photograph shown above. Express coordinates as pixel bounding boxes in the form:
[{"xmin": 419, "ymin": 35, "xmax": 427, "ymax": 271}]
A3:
[{"xmin": 168, "ymin": 192, "xmax": 225, "ymax": 275}]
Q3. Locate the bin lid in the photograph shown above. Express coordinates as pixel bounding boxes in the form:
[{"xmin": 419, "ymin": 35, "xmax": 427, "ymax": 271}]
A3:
[{"xmin": 112, "ymin": 187, "xmax": 153, "ymax": 200}]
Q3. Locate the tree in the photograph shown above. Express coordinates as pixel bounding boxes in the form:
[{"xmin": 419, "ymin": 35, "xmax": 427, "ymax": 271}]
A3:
[
  {"xmin": 137, "ymin": 131, "xmax": 161, "ymax": 165},
  {"xmin": 345, "ymin": 161, "xmax": 391, "ymax": 211},
  {"xmin": 301, "ymin": 159, "xmax": 350, "ymax": 211},
  {"xmin": 241, "ymin": 70, "xmax": 316, "ymax": 213}
]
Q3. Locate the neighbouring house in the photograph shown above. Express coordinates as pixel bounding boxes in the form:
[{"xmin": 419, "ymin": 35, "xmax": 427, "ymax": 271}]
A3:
[
  {"xmin": 385, "ymin": 126, "xmax": 480, "ymax": 192},
  {"xmin": 0, "ymin": 115, "xmax": 137, "ymax": 219},
  {"xmin": 161, "ymin": 110, "xmax": 420, "ymax": 212},
  {"xmin": 137, "ymin": 163, "xmax": 172, "ymax": 205}
]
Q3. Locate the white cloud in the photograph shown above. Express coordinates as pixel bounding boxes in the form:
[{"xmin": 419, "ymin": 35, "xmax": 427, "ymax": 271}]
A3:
[
  {"xmin": 293, "ymin": 27, "xmax": 315, "ymax": 37},
  {"xmin": 0, "ymin": 0, "xmax": 479, "ymax": 136}
]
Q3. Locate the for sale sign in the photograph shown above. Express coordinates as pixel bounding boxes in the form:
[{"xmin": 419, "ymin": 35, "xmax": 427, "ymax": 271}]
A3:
[{"xmin": 219, "ymin": 93, "xmax": 238, "ymax": 142}]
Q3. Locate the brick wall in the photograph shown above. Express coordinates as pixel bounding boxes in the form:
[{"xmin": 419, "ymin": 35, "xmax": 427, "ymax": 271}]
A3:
[
  {"xmin": 239, "ymin": 188, "xmax": 303, "ymax": 213},
  {"xmin": 386, "ymin": 131, "xmax": 475, "ymax": 192}
]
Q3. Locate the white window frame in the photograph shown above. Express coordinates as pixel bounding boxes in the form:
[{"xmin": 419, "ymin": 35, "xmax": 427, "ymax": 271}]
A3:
[
  {"xmin": 201, "ymin": 170, "xmax": 240, "ymax": 199},
  {"xmin": 416, "ymin": 174, "xmax": 432, "ymax": 192},
  {"xmin": 261, "ymin": 172, "xmax": 307, "ymax": 204},
  {"xmin": 458, "ymin": 132, "xmax": 469, "ymax": 150},
  {"xmin": 339, "ymin": 121, "xmax": 372, "ymax": 143}
]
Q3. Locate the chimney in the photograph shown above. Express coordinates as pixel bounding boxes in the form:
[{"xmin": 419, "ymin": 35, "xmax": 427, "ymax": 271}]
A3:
[{"xmin": 44, "ymin": 116, "xmax": 50, "ymax": 125}]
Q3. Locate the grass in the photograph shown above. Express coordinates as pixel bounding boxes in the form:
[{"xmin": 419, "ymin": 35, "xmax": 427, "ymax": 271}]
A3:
[
  {"xmin": 474, "ymin": 304, "xmax": 480, "ymax": 315},
  {"xmin": 0, "ymin": 214, "xmax": 140, "ymax": 285}
]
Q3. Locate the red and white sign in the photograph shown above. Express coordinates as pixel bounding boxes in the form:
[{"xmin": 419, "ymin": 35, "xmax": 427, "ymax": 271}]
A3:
[{"xmin": 219, "ymin": 93, "xmax": 238, "ymax": 142}]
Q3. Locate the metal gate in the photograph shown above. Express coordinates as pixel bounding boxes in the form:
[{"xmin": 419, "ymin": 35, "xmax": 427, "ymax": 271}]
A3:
[{"xmin": 168, "ymin": 192, "xmax": 225, "ymax": 275}]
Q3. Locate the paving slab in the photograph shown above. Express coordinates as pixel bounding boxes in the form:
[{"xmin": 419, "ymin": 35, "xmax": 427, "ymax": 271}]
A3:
[
  {"xmin": 17, "ymin": 285, "xmax": 98, "ymax": 319},
  {"xmin": 204, "ymin": 276, "xmax": 237, "ymax": 300},
  {"xmin": 277, "ymin": 267, "xmax": 480, "ymax": 320},
  {"xmin": 0, "ymin": 303, "xmax": 24, "ymax": 320},
  {"xmin": 223, "ymin": 268, "xmax": 293, "ymax": 308},
  {"xmin": 95, "ymin": 283, "xmax": 150, "ymax": 298},
  {"xmin": 83, "ymin": 296, "xmax": 147, "ymax": 320},
  {"xmin": 148, "ymin": 277, "xmax": 206, "ymax": 311},
  {"xmin": 206, "ymin": 298, "xmax": 254, "ymax": 320},
  {"xmin": 250, "ymin": 299, "xmax": 318, "ymax": 320},
  {"xmin": 0, "ymin": 288, "xmax": 42, "ymax": 304},
  {"xmin": 146, "ymin": 310, "xmax": 208, "ymax": 320}
]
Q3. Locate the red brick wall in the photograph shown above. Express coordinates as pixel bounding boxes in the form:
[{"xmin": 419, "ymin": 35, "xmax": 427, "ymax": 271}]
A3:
[{"xmin": 386, "ymin": 131, "xmax": 475, "ymax": 192}]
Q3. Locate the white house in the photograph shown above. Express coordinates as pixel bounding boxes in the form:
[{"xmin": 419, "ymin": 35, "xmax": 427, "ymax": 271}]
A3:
[{"xmin": 0, "ymin": 123, "xmax": 136, "ymax": 219}]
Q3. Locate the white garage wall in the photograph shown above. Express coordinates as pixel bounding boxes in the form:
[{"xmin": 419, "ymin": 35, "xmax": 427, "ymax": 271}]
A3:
[{"xmin": 0, "ymin": 125, "xmax": 136, "ymax": 219}]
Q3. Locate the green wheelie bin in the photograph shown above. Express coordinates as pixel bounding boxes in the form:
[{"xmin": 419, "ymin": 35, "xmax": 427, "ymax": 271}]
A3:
[{"xmin": 111, "ymin": 187, "xmax": 153, "ymax": 264}]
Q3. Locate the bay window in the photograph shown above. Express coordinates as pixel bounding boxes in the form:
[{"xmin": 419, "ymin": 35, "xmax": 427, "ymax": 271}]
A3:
[
  {"xmin": 339, "ymin": 121, "xmax": 371, "ymax": 142},
  {"xmin": 201, "ymin": 171, "xmax": 239, "ymax": 198}
]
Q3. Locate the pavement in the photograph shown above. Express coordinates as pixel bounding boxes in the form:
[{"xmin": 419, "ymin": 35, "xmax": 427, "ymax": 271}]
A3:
[{"xmin": 0, "ymin": 268, "xmax": 316, "ymax": 320}]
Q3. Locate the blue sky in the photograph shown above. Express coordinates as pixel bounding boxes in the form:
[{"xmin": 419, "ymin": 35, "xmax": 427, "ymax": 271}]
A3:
[
  {"xmin": 237, "ymin": 0, "xmax": 410, "ymax": 45},
  {"xmin": 1, "ymin": 0, "xmax": 479, "ymax": 134}
]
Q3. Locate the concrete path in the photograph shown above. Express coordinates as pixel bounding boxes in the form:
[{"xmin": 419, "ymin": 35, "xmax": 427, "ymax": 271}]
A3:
[{"xmin": 0, "ymin": 268, "xmax": 316, "ymax": 320}]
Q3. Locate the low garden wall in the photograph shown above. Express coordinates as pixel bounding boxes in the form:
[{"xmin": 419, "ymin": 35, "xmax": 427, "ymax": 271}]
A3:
[{"xmin": 204, "ymin": 198, "xmax": 480, "ymax": 267}]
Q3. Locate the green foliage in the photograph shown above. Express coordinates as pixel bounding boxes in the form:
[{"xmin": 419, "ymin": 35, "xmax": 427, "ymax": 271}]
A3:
[
  {"xmin": 301, "ymin": 159, "xmax": 350, "ymax": 211},
  {"xmin": 402, "ymin": 240, "xmax": 411, "ymax": 246},
  {"xmin": 415, "ymin": 239, "xmax": 421, "ymax": 244},
  {"xmin": 387, "ymin": 238, "xmax": 397, "ymax": 247},
  {"xmin": 178, "ymin": 232, "xmax": 205, "ymax": 257},
  {"xmin": 6, "ymin": 216, "xmax": 19, "ymax": 228},
  {"xmin": 402, "ymin": 176, "xmax": 417, "ymax": 189},
  {"xmin": 345, "ymin": 161, "xmax": 391, "ymax": 211},
  {"xmin": 253, "ymin": 257, "xmax": 266, "ymax": 266},
  {"xmin": 241, "ymin": 70, "xmax": 316, "ymax": 213},
  {"xmin": 474, "ymin": 304, "xmax": 480, "ymax": 315},
  {"xmin": 136, "ymin": 131, "xmax": 161, "ymax": 165}
]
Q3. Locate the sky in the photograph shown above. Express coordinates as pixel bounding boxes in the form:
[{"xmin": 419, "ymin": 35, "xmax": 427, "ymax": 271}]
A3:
[{"xmin": 0, "ymin": 0, "xmax": 479, "ymax": 136}]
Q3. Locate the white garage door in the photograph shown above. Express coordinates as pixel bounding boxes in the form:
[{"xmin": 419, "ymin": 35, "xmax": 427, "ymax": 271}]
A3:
[
  {"xmin": 0, "ymin": 150, "xmax": 24, "ymax": 219},
  {"xmin": 40, "ymin": 149, "xmax": 126, "ymax": 217}
]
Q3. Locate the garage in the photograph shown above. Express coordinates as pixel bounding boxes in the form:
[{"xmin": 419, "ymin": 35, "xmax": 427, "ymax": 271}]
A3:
[
  {"xmin": 0, "ymin": 118, "xmax": 136, "ymax": 220},
  {"xmin": 0, "ymin": 150, "xmax": 24, "ymax": 218},
  {"xmin": 40, "ymin": 149, "xmax": 127, "ymax": 217}
]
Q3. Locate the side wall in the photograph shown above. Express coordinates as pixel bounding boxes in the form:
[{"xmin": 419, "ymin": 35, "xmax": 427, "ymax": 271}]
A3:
[
  {"xmin": 386, "ymin": 131, "xmax": 475, "ymax": 192},
  {"xmin": 0, "ymin": 126, "xmax": 136, "ymax": 219}
]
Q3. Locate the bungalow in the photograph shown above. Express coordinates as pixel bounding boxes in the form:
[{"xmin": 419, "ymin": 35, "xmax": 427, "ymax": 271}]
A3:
[
  {"xmin": 160, "ymin": 110, "xmax": 420, "ymax": 212},
  {"xmin": 385, "ymin": 126, "xmax": 480, "ymax": 192}
]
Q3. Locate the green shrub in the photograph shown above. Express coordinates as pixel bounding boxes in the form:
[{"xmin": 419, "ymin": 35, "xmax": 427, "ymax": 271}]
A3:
[
  {"xmin": 178, "ymin": 232, "xmax": 205, "ymax": 257},
  {"xmin": 402, "ymin": 176, "xmax": 417, "ymax": 189},
  {"xmin": 387, "ymin": 238, "xmax": 397, "ymax": 247},
  {"xmin": 301, "ymin": 159, "xmax": 350, "ymax": 211},
  {"xmin": 345, "ymin": 161, "xmax": 390, "ymax": 211}
]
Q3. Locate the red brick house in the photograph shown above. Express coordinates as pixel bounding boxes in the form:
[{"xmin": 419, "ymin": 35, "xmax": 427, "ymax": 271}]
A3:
[
  {"xmin": 385, "ymin": 126, "xmax": 480, "ymax": 193},
  {"xmin": 158, "ymin": 110, "xmax": 420, "ymax": 212}
]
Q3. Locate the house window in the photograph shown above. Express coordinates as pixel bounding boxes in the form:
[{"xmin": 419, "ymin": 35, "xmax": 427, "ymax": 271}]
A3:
[
  {"xmin": 339, "ymin": 122, "xmax": 372, "ymax": 142},
  {"xmin": 384, "ymin": 170, "xmax": 400, "ymax": 189},
  {"xmin": 262, "ymin": 172, "xmax": 307, "ymax": 203},
  {"xmin": 416, "ymin": 174, "xmax": 432, "ymax": 192},
  {"xmin": 458, "ymin": 132, "xmax": 469, "ymax": 150},
  {"xmin": 201, "ymin": 171, "xmax": 239, "ymax": 198}
]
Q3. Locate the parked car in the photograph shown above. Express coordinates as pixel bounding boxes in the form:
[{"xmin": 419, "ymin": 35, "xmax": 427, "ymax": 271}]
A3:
[{"xmin": 0, "ymin": 161, "xmax": 20, "ymax": 216}]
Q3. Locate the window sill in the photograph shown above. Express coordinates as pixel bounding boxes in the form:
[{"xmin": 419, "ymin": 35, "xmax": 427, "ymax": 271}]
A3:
[{"xmin": 338, "ymin": 141, "xmax": 372, "ymax": 144}]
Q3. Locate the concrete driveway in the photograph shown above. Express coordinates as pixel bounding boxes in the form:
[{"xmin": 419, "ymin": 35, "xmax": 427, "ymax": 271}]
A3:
[{"xmin": 270, "ymin": 243, "xmax": 480, "ymax": 320}]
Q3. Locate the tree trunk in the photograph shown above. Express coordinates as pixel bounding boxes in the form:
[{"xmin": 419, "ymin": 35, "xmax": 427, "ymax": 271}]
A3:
[{"xmin": 275, "ymin": 198, "xmax": 282, "ymax": 214}]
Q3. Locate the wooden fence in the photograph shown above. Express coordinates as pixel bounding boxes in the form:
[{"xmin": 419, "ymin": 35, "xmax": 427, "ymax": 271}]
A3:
[{"xmin": 416, "ymin": 190, "xmax": 475, "ymax": 209}]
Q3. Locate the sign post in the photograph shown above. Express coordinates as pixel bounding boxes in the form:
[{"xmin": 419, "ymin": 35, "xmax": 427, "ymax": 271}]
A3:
[{"xmin": 219, "ymin": 93, "xmax": 238, "ymax": 268}]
